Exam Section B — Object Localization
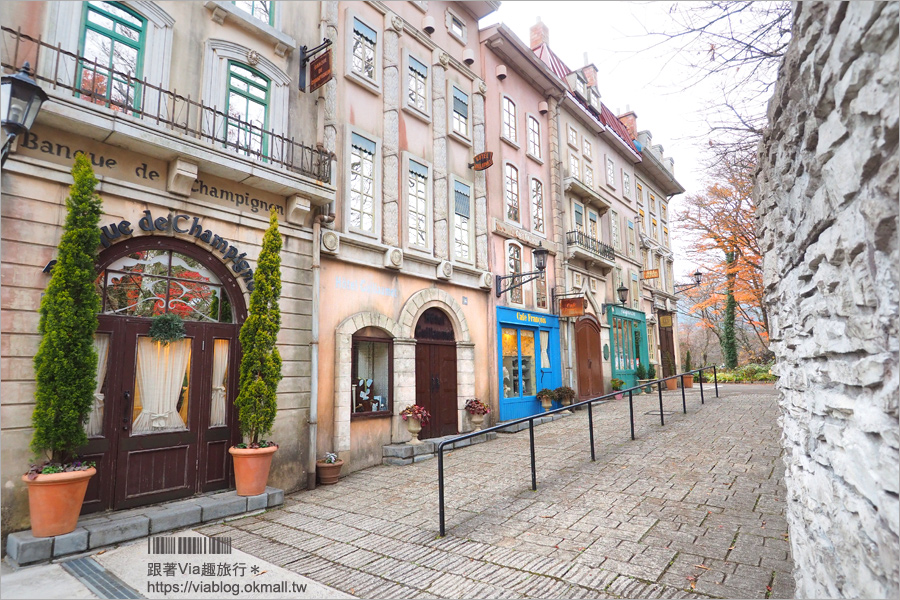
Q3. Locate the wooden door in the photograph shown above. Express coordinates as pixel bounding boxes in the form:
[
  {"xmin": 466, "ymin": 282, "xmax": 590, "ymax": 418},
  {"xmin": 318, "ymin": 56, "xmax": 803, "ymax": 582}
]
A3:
[
  {"xmin": 658, "ymin": 312, "xmax": 676, "ymax": 378},
  {"xmin": 415, "ymin": 342, "xmax": 458, "ymax": 440},
  {"xmin": 198, "ymin": 324, "xmax": 242, "ymax": 493},
  {"xmin": 575, "ymin": 317, "xmax": 604, "ymax": 399}
]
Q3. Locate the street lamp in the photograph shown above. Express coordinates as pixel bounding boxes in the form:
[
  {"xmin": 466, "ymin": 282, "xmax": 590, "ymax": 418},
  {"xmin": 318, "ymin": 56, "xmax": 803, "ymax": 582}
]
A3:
[
  {"xmin": 674, "ymin": 269, "xmax": 703, "ymax": 294},
  {"xmin": 2, "ymin": 62, "xmax": 48, "ymax": 166},
  {"xmin": 495, "ymin": 243, "xmax": 549, "ymax": 298}
]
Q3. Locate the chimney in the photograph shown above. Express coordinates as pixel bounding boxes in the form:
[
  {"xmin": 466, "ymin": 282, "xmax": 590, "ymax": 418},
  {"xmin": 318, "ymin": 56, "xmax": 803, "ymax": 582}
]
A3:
[
  {"xmin": 530, "ymin": 17, "xmax": 549, "ymax": 49},
  {"xmin": 618, "ymin": 109, "xmax": 638, "ymax": 141}
]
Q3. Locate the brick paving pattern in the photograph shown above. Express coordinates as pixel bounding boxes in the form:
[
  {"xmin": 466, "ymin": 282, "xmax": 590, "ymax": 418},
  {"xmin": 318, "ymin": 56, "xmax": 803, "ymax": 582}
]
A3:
[{"xmin": 200, "ymin": 384, "xmax": 793, "ymax": 598}]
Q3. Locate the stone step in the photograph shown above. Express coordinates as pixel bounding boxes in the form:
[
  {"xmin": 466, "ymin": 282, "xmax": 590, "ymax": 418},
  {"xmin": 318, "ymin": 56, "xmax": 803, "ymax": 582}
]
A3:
[
  {"xmin": 382, "ymin": 431, "xmax": 498, "ymax": 466},
  {"xmin": 6, "ymin": 487, "xmax": 283, "ymax": 566}
]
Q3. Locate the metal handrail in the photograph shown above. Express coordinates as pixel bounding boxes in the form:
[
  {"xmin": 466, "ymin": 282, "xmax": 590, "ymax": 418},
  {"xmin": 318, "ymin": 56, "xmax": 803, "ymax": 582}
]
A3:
[
  {"xmin": 437, "ymin": 365, "xmax": 719, "ymax": 536},
  {"xmin": 1, "ymin": 26, "xmax": 332, "ymax": 182}
]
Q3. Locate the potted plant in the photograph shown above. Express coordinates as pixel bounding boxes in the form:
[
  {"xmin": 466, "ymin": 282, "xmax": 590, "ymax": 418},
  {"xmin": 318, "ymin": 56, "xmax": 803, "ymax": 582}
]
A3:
[
  {"xmin": 635, "ymin": 363, "xmax": 649, "ymax": 395},
  {"xmin": 464, "ymin": 398, "xmax": 490, "ymax": 431},
  {"xmin": 683, "ymin": 351, "xmax": 694, "ymax": 388},
  {"xmin": 536, "ymin": 388, "xmax": 556, "ymax": 412},
  {"xmin": 610, "ymin": 378, "xmax": 625, "ymax": 400},
  {"xmin": 230, "ymin": 208, "xmax": 282, "ymax": 496},
  {"xmin": 316, "ymin": 452, "xmax": 343, "ymax": 485},
  {"xmin": 400, "ymin": 405, "xmax": 431, "ymax": 445},
  {"xmin": 646, "ymin": 364, "xmax": 658, "ymax": 394},
  {"xmin": 554, "ymin": 386, "xmax": 576, "ymax": 410},
  {"xmin": 24, "ymin": 155, "xmax": 101, "ymax": 537}
]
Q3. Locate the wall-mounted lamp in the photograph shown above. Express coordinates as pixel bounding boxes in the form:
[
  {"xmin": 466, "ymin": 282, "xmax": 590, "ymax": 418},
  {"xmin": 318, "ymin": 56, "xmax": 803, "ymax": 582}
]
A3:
[
  {"xmin": 674, "ymin": 269, "xmax": 703, "ymax": 294},
  {"xmin": 1, "ymin": 62, "xmax": 48, "ymax": 166},
  {"xmin": 496, "ymin": 243, "xmax": 548, "ymax": 298},
  {"xmin": 462, "ymin": 49, "xmax": 475, "ymax": 65},
  {"xmin": 538, "ymin": 100, "xmax": 549, "ymax": 115},
  {"xmin": 495, "ymin": 64, "xmax": 507, "ymax": 80},
  {"xmin": 422, "ymin": 16, "xmax": 435, "ymax": 34},
  {"xmin": 601, "ymin": 283, "xmax": 629, "ymax": 313}
]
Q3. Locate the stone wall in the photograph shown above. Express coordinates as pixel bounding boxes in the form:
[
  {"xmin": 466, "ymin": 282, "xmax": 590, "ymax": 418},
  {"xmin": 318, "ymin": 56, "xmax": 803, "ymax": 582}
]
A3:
[{"xmin": 755, "ymin": 2, "xmax": 898, "ymax": 598}]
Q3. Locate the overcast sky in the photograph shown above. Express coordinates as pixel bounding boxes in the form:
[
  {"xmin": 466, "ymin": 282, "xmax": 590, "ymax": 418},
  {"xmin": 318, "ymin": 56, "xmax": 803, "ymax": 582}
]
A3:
[{"xmin": 480, "ymin": 1, "xmax": 768, "ymax": 280}]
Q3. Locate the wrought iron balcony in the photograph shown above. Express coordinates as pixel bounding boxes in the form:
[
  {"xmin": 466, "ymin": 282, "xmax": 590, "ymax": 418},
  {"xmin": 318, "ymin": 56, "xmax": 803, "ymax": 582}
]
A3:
[
  {"xmin": 1, "ymin": 26, "xmax": 331, "ymax": 183},
  {"xmin": 566, "ymin": 230, "xmax": 615, "ymax": 263}
]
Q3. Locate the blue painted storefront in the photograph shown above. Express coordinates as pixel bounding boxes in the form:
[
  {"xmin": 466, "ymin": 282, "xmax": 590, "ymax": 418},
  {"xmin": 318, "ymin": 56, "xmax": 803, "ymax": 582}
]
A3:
[
  {"xmin": 497, "ymin": 307, "xmax": 562, "ymax": 421},
  {"xmin": 607, "ymin": 305, "xmax": 649, "ymax": 388}
]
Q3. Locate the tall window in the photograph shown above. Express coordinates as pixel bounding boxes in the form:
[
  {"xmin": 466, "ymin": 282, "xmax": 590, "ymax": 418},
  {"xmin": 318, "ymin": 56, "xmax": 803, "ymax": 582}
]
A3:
[
  {"xmin": 527, "ymin": 116, "xmax": 541, "ymax": 158},
  {"xmin": 569, "ymin": 154, "xmax": 579, "ymax": 179},
  {"xmin": 452, "ymin": 87, "xmax": 469, "ymax": 136},
  {"xmin": 606, "ymin": 157, "xmax": 615, "ymax": 186},
  {"xmin": 584, "ymin": 165, "xmax": 594, "ymax": 187},
  {"xmin": 79, "ymin": 1, "xmax": 146, "ymax": 111},
  {"xmin": 531, "ymin": 179, "xmax": 544, "ymax": 234},
  {"xmin": 575, "ymin": 76, "xmax": 586, "ymax": 97},
  {"xmin": 568, "ymin": 126, "xmax": 578, "ymax": 146},
  {"xmin": 352, "ymin": 18, "xmax": 377, "ymax": 82},
  {"xmin": 583, "ymin": 139, "xmax": 592, "ymax": 158},
  {"xmin": 588, "ymin": 210, "xmax": 598, "ymax": 240},
  {"xmin": 502, "ymin": 97, "xmax": 517, "ymax": 142},
  {"xmin": 508, "ymin": 244, "xmax": 522, "ymax": 304},
  {"xmin": 408, "ymin": 160, "xmax": 428, "ymax": 248},
  {"xmin": 226, "ymin": 62, "xmax": 270, "ymax": 158},
  {"xmin": 352, "ymin": 332, "xmax": 392, "ymax": 415},
  {"xmin": 574, "ymin": 203, "xmax": 584, "ymax": 233},
  {"xmin": 667, "ymin": 260, "xmax": 674, "ymax": 293},
  {"xmin": 454, "ymin": 181, "xmax": 471, "ymax": 260},
  {"xmin": 232, "ymin": 1, "xmax": 273, "ymax": 24},
  {"xmin": 623, "ymin": 173, "xmax": 632, "ymax": 197},
  {"xmin": 627, "ymin": 220, "xmax": 636, "ymax": 257},
  {"xmin": 663, "ymin": 227, "xmax": 670, "ymax": 247},
  {"xmin": 535, "ymin": 271, "xmax": 548, "ymax": 309},
  {"xmin": 505, "ymin": 164, "xmax": 520, "ymax": 222},
  {"xmin": 650, "ymin": 194, "xmax": 657, "ymax": 214},
  {"xmin": 652, "ymin": 218, "xmax": 659, "ymax": 240},
  {"xmin": 661, "ymin": 203, "xmax": 668, "ymax": 221},
  {"xmin": 636, "ymin": 183, "xmax": 644, "ymax": 204},
  {"xmin": 631, "ymin": 271, "xmax": 640, "ymax": 310},
  {"xmin": 610, "ymin": 210, "xmax": 620, "ymax": 250},
  {"xmin": 350, "ymin": 134, "xmax": 376, "ymax": 233},
  {"xmin": 639, "ymin": 208, "xmax": 646, "ymax": 235},
  {"xmin": 407, "ymin": 56, "xmax": 428, "ymax": 112}
]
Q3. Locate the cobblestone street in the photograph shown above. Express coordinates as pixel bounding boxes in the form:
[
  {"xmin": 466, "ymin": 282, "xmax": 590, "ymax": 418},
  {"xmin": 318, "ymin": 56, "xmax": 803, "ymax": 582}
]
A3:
[{"xmin": 200, "ymin": 384, "xmax": 793, "ymax": 599}]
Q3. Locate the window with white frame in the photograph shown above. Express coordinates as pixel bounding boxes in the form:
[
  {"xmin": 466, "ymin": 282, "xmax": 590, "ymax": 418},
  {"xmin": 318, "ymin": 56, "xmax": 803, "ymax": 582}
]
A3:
[
  {"xmin": 454, "ymin": 180, "xmax": 472, "ymax": 261},
  {"xmin": 535, "ymin": 270, "xmax": 547, "ymax": 309},
  {"xmin": 232, "ymin": 1, "xmax": 273, "ymax": 25},
  {"xmin": 588, "ymin": 210, "xmax": 598, "ymax": 240},
  {"xmin": 636, "ymin": 183, "xmax": 644, "ymax": 204},
  {"xmin": 653, "ymin": 254, "xmax": 661, "ymax": 288},
  {"xmin": 451, "ymin": 86, "xmax": 469, "ymax": 137},
  {"xmin": 574, "ymin": 203, "xmax": 584, "ymax": 233},
  {"xmin": 407, "ymin": 159, "xmax": 429, "ymax": 249},
  {"xmin": 661, "ymin": 203, "xmax": 668, "ymax": 221},
  {"xmin": 623, "ymin": 173, "xmax": 632, "ymax": 198},
  {"xmin": 639, "ymin": 208, "xmax": 646, "ymax": 235},
  {"xmin": 350, "ymin": 133, "xmax": 376, "ymax": 233},
  {"xmin": 643, "ymin": 249, "xmax": 649, "ymax": 270},
  {"xmin": 531, "ymin": 179, "xmax": 544, "ymax": 234},
  {"xmin": 407, "ymin": 55, "xmax": 428, "ymax": 113},
  {"xmin": 606, "ymin": 157, "xmax": 615, "ymax": 186},
  {"xmin": 631, "ymin": 271, "xmax": 640, "ymax": 310},
  {"xmin": 502, "ymin": 97, "xmax": 517, "ymax": 143},
  {"xmin": 663, "ymin": 227, "xmax": 669, "ymax": 247},
  {"xmin": 527, "ymin": 116, "xmax": 541, "ymax": 159},
  {"xmin": 583, "ymin": 139, "xmax": 592, "ymax": 159},
  {"xmin": 568, "ymin": 126, "xmax": 578, "ymax": 147},
  {"xmin": 573, "ymin": 271, "xmax": 583, "ymax": 288},
  {"xmin": 446, "ymin": 9, "xmax": 467, "ymax": 44},
  {"xmin": 351, "ymin": 18, "xmax": 377, "ymax": 82},
  {"xmin": 667, "ymin": 260, "xmax": 674, "ymax": 292},
  {"xmin": 652, "ymin": 218, "xmax": 658, "ymax": 240},
  {"xmin": 589, "ymin": 89, "xmax": 600, "ymax": 111},
  {"xmin": 610, "ymin": 210, "xmax": 620, "ymax": 250},
  {"xmin": 575, "ymin": 75, "xmax": 586, "ymax": 97},
  {"xmin": 508, "ymin": 243, "xmax": 523, "ymax": 304},
  {"xmin": 505, "ymin": 164, "xmax": 520, "ymax": 222},
  {"xmin": 627, "ymin": 220, "xmax": 636, "ymax": 257},
  {"xmin": 584, "ymin": 165, "xmax": 593, "ymax": 187},
  {"xmin": 650, "ymin": 194, "xmax": 657, "ymax": 214},
  {"xmin": 569, "ymin": 154, "xmax": 579, "ymax": 179}
]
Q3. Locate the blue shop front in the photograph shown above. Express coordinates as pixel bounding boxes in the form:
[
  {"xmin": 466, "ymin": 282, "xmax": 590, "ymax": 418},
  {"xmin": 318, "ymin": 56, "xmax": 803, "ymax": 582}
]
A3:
[
  {"xmin": 607, "ymin": 305, "xmax": 649, "ymax": 388},
  {"xmin": 497, "ymin": 307, "xmax": 562, "ymax": 421}
]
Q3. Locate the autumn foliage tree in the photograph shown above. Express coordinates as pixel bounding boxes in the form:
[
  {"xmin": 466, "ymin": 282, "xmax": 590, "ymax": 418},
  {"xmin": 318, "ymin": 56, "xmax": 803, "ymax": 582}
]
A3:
[{"xmin": 676, "ymin": 148, "xmax": 771, "ymax": 364}]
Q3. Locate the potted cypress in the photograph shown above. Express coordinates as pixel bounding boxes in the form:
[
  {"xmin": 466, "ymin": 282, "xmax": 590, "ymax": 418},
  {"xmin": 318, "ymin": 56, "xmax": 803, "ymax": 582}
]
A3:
[
  {"xmin": 683, "ymin": 351, "xmax": 695, "ymax": 388},
  {"xmin": 23, "ymin": 155, "xmax": 101, "ymax": 537},
  {"xmin": 635, "ymin": 363, "xmax": 650, "ymax": 395},
  {"xmin": 230, "ymin": 208, "xmax": 282, "ymax": 496},
  {"xmin": 646, "ymin": 364, "xmax": 658, "ymax": 394}
]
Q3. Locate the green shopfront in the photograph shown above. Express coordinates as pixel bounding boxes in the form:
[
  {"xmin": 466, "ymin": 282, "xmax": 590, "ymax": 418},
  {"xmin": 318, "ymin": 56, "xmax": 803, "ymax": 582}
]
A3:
[{"xmin": 607, "ymin": 305, "xmax": 649, "ymax": 388}]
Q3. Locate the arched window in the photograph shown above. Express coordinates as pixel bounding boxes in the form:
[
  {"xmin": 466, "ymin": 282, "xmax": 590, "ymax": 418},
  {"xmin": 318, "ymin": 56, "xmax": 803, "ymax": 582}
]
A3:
[{"xmin": 226, "ymin": 61, "xmax": 271, "ymax": 158}]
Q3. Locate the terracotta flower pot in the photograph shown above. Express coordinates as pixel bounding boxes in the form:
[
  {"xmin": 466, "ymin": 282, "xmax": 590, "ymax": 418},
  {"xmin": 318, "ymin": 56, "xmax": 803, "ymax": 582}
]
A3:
[
  {"xmin": 406, "ymin": 418, "xmax": 423, "ymax": 444},
  {"xmin": 665, "ymin": 378, "xmax": 678, "ymax": 391},
  {"xmin": 229, "ymin": 445, "xmax": 277, "ymax": 496},
  {"xmin": 23, "ymin": 467, "xmax": 96, "ymax": 538},
  {"xmin": 469, "ymin": 412, "xmax": 485, "ymax": 431},
  {"xmin": 316, "ymin": 459, "xmax": 344, "ymax": 485},
  {"xmin": 683, "ymin": 374, "xmax": 694, "ymax": 388}
]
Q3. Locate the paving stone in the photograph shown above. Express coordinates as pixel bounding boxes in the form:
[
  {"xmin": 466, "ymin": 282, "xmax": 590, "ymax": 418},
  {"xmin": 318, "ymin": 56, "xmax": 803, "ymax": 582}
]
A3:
[
  {"xmin": 52, "ymin": 527, "xmax": 88, "ymax": 557},
  {"xmin": 86, "ymin": 515, "xmax": 149, "ymax": 548},
  {"xmin": 6, "ymin": 531, "xmax": 52, "ymax": 565}
]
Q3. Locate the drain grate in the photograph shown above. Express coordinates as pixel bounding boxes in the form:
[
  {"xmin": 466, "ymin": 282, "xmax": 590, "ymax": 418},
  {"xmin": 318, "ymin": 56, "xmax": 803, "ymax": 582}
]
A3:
[
  {"xmin": 644, "ymin": 410, "xmax": 677, "ymax": 416},
  {"xmin": 61, "ymin": 557, "xmax": 144, "ymax": 599}
]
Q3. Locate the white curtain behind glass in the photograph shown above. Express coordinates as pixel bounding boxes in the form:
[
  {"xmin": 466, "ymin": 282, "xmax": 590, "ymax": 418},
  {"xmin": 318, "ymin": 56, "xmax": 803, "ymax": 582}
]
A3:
[
  {"xmin": 132, "ymin": 338, "xmax": 190, "ymax": 433},
  {"xmin": 86, "ymin": 333, "xmax": 110, "ymax": 437},
  {"xmin": 209, "ymin": 339, "xmax": 229, "ymax": 427}
]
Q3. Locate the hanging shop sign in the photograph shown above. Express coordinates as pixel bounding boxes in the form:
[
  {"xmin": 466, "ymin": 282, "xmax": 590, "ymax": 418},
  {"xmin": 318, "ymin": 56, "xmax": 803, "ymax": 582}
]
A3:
[
  {"xmin": 308, "ymin": 49, "xmax": 333, "ymax": 92},
  {"xmin": 469, "ymin": 152, "xmax": 494, "ymax": 171},
  {"xmin": 559, "ymin": 297, "xmax": 586, "ymax": 318},
  {"xmin": 98, "ymin": 210, "xmax": 256, "ymax": 290},
  {"xmin": 642, "ymin": 269, "xmax": 660, "ymax": 280}
]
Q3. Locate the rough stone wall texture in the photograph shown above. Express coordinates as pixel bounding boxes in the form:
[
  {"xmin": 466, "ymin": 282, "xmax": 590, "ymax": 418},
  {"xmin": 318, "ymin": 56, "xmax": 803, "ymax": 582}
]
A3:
[{"xmin": 754, "ymin": 2, "xmax": 899, "ymax": 598}]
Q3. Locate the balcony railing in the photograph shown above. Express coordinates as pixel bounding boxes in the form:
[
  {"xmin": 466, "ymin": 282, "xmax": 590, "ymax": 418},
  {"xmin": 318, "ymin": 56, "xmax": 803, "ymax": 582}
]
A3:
[
  {"xmin": 1, "ymin": 26, "xmax": 331, "ymax": 183},
  {"xmin": 566, "ymin": 230, "xmax": 615, "ymax": 261}
]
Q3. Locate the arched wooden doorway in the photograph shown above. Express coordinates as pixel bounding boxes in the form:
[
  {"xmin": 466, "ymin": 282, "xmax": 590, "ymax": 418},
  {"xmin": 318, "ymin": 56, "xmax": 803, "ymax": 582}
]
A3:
[
  {"xmin": 80, "ymin": 236, "xmax": 246, "ymax": 513},
  {"xmin": 414, "ymin": 308, "xmax": 458, "ymax": 439},
  {"xmin": 574, "ymin": 315, "xmax": 605, "ymax": 400}
]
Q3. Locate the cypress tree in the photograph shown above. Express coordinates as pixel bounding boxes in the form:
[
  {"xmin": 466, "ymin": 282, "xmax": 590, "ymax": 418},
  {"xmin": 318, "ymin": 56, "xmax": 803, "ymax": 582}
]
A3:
[
  {"xmin": 31, "ymin": 155, "xmax": 102, "ymax": 464},
  {"xmin": 235, "ymin": 207, "xmax": 282, "ymax": 444}
]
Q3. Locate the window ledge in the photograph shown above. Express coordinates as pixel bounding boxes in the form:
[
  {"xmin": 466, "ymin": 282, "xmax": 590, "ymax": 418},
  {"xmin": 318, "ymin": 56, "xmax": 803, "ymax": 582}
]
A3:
[
  {"xmin": 204, "ymin": 1, "xmax": 297, "ymax": 57},
  {"xmin": 449, "ymin": 130, "xmax": 472, "ymax": 147},
  {"xmin": 402, "ymin": 104, "xmax": 432, "ymax": 125},
  {"xmin": 500, "ymin": 135, "xmax": 520, "ymax": 151},
  {"xmin": 351, "ymin": 411, "xmax": 393, "ymax": 421},
  {"xmin": 346, "ymin": 70, "xmax": 382, "ymax": 96},
  {"xmin": 526, "ymin": 151, "xmax": 544, "ymax": 165}
]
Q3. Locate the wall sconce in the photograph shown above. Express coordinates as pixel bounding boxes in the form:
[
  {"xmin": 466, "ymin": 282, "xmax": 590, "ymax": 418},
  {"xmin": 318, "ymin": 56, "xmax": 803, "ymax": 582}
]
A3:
[
  {"xmin": 495, "ymin": 65, "xmax": 507, "ymax": 80},
  {"xmin": 601, "ymin": 283, "xmax": 629, "ymax": 313},
  {"xmin": 462, "ymin": 49, "xmax": 475, "ymax": 65},
  {"xmin": 538, "ymin": 101, "xmax": 549, "ymax": 115},
  {"xmin": 1, "ymin": 62, "xmax": 48, "ymax": 166},
  {"xmin": 422, "ymin": 16, "xmax": 435, "ymax": 34},
  {"xmin": 674, "ymin": 270, "xmax": 703, "ymax": 294},
  {"xmin": 496, "ymin": 243, "xmax": 548, "ymax": 298}
]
